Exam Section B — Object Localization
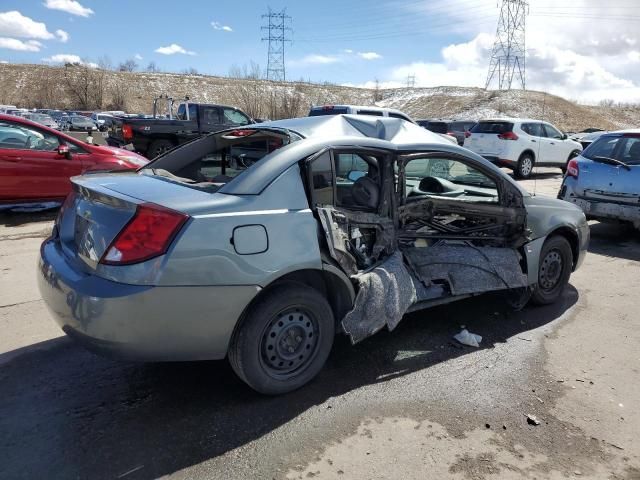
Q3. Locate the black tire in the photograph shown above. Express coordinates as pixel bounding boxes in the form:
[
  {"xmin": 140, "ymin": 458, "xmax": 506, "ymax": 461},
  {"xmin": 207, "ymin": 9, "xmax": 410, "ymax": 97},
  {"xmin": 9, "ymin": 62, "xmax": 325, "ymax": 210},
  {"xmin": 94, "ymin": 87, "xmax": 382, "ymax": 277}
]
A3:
[
  {"xmin": 530, "ymin": 236, "xmax": 573, "ymax": 305},
  {"xmin": 561, "ymin": 150, "xmax": 580, "ymax": 174},
  {"xmin": 515, "ymin": 153, "xmax": 534, "ymax": 179},
  {"xmin": 228, "ymin": 283, "xmax": 335, "ymax": 395},
  {"xmin": 146, "ymin": 139, "xmax": 175, "ymax": 159}
]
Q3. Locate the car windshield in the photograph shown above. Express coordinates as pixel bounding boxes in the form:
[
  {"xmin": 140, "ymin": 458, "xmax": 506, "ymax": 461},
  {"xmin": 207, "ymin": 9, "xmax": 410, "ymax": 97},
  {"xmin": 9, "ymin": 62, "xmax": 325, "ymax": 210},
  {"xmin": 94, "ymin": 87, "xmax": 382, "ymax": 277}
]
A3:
[
  {"xmin": 141, "ymin": 129, "xmax": 299, "ymax": 192},
  {"xmin": 583, "ymin": 134, "xmax": 640, "ymax": 166},
  {"xmin": 72, "ymin": 116, "xmax": 92, "ymax": 124}
]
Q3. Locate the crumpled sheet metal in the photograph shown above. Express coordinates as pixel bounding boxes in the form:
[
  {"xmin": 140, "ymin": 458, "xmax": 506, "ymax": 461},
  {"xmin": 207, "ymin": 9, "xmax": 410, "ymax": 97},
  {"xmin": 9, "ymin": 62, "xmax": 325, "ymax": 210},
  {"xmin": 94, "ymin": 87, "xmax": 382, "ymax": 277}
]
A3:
[
  {"xmin": 403, "ymin": 244, "xmax": 528, "ymax": 296},
  {"xmin": 341, "ymin": 251, "xmax": 417, "ymax": 344}
]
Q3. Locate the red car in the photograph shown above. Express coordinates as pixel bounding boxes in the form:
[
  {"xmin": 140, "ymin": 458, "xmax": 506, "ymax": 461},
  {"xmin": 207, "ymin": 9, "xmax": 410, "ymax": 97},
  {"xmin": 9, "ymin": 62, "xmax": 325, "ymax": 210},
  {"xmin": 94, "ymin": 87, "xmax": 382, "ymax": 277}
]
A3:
[{"xmin": 0, "ymin": 113, "xmax": 148, "ymax": 206}]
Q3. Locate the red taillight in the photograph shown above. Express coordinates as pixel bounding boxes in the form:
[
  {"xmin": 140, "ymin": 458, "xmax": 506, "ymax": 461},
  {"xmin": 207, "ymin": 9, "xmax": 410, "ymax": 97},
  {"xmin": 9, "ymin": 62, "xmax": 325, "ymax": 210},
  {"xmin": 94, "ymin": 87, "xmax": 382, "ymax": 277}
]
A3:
[
  {"xmin": 566, "ymin": 159, "xmax": 579, "ymax": 179},
  {"xmin": 122, "ymin": 123, "xmax": 133, "ymax": 141},
  {"xmin": 100, "ymin": 203, "xmax": 188, "ymax": 265},
  {"xmin": 225, "ymin": 129, "xmax": 256, "ymax": 137},
  {"xmin": 498, "ymin": 131, "xmax": 519, "ymax": 140}
]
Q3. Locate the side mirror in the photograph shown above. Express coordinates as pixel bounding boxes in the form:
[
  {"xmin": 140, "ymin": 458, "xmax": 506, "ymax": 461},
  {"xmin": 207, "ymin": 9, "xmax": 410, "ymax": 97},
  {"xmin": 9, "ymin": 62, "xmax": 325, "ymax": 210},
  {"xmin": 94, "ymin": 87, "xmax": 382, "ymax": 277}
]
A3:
[
  {"xmin": 561, "ymin": 133, "xmax": 568, "ymax": 140},
  {"xmin": 57, "ymin": 144, "xmax": 72, "ymax": 159}
]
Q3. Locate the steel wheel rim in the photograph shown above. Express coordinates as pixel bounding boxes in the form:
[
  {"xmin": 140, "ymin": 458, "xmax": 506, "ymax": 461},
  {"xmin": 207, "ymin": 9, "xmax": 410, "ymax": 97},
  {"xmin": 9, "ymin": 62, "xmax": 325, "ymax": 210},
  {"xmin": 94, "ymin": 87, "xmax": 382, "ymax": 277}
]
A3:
[
  {"xmin": 260, "ymin": 306, "xmax": 320, "ymax": 379},
  {"xmin": 521, "ymin": 157, "xmax": 533, "ymax": 176},
  {"xmin": 539, "ymin": 249, "xmax": 563, "ymax": 291}
]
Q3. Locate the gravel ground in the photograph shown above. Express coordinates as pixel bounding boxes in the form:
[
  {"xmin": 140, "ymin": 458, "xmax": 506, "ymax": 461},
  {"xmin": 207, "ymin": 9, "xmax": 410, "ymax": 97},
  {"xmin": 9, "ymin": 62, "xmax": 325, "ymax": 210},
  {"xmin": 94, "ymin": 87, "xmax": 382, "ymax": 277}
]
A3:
[{"xmin": 0, "ymin": 169, "xmax": 638, "ymax": 480}]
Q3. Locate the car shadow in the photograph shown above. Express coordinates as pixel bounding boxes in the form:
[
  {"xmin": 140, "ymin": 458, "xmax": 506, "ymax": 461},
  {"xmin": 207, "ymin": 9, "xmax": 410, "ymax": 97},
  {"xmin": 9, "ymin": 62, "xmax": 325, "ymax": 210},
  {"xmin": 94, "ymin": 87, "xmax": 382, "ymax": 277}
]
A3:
[
  {"xmin": 588, "ymin": 221, "xmax": 640, "ymax": 261},
  {"xmin": 0, "ymin": 208, "xmax": 59, "ymax": 227},
  {"xmin": 0, "ymin": 287, "xmax": 578, "ymax": 479}
]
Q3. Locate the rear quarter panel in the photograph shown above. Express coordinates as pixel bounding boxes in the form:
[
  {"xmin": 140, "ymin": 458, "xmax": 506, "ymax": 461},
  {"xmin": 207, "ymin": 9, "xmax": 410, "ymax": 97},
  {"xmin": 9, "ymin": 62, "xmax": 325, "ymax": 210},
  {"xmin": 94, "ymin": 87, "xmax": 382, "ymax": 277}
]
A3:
[{"xmin": 157, "ymin": 163, "xmax": 323, "ymax": 287}]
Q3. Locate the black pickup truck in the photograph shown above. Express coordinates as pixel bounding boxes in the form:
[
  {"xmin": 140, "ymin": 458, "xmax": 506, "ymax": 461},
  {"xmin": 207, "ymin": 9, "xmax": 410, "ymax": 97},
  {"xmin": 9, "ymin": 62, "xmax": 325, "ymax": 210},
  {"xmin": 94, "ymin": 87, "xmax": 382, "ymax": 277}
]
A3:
[{"xmin": 107, "ymin": 103, "xmax": 254, "ymax": 158}]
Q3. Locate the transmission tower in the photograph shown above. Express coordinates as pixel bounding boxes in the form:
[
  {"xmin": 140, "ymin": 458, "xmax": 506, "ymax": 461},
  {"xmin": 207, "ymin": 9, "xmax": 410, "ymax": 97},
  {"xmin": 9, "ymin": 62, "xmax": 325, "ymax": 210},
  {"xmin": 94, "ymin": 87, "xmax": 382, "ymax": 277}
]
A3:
[
  {"xmin": 485, "ymin": 0, "xmax": 528, "ymax": 90},
  {"xmin": 261, "ymin": 8, "xmax": 292, "ymax": 82},
  {"xmin": 406, "ymin": 73, "xmax": 416, "ymax": 88}
]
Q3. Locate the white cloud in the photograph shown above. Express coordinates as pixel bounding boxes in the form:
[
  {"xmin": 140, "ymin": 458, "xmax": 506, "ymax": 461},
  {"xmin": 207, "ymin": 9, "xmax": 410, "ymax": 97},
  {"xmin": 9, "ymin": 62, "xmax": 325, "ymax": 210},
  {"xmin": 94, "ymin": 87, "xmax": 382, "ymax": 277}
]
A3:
[
  {"xmin": 0, "ymin": 38, "xmax": 43, "ymax": 52},
  {"xmin": 357, "ymin": 51, "xmax": 382, "ymax": 60},
  {"xmin": 343, "ymin": 49, "xmax": 353, "ymax": 54},
  {"xmin": 134, "ymin": 53, "xmax": 143, "ymax": 60},
  {"xmin": 155, "ymin": 43, "xmax": 196, "ymax": 55},
  {"xmin": 0, "ymin": 10, "xmax": 54, "ymax": 39},
  {"xmin": 0, "ymin": 60, "xmax": 8, "ymax": 63},
  {"xmin": 43, "ymin": 0, "xmax": 94, "ymax": 17},
  {"xmin": 55, "ymin": 29, "xmax": 69, "ymax": 42},
  {"xmin": 42, "ymin": 53, "xmax": 97, "ymax": 67},
  {"xmin": 297, "ymin": 54, "xmax": 341, "ymax": 65},
  {"xmin": 211, "ymin": 21, "xmax": 233, "ymax": 32}
]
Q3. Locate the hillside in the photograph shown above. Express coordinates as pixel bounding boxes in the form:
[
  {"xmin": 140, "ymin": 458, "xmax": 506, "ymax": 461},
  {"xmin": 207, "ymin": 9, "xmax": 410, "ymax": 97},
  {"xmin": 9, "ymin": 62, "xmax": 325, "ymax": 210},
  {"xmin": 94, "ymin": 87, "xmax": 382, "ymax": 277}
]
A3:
[{"xmin": 1, "ymin": 63, "xmax": 639, "ymax": 132}]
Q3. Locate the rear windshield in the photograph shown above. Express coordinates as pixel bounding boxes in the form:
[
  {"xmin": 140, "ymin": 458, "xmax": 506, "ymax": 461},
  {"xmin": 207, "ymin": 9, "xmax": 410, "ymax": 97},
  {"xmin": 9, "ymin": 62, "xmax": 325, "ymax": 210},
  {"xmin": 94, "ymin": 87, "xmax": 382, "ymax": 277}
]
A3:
[
  {"xmin": 470, "ymin": 121, "xmax": 513, "ymax": 134},
  {"xmin": 309, "ymin": 107, "xmax": 349, "ymax": 116},
  {"xmin": 583, "ymin": 134, "xmax": 640, "ymax": 165},
  {"xmin": 141, "ymin": 129, "xmax": 300, "ymax": 192},
  {"xmin": 425, "ymin": 122, "xmax": 448, "ymax": 134},
  {"xmin": 450, "ymin": 121, "xmax": 475, "ymax": 132}
]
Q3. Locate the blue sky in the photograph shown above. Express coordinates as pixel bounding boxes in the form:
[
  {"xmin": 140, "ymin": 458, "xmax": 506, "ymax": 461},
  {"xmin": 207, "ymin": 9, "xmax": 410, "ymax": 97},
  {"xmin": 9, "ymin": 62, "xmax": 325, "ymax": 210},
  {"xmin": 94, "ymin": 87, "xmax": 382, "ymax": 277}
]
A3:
[
  {"xmin": 0, "ymin": 0, "xmax": 497, "ymax": 83},
  {"xmin": 1, "ymin": 1, "xmax": 640, "ymax": 102}
]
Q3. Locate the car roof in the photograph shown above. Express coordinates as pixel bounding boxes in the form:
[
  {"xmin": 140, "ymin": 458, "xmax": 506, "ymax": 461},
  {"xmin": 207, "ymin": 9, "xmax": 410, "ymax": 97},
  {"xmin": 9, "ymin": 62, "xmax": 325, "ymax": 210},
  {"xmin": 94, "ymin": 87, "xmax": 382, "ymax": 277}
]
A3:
[
  {"xmin": 310, "ymin": 104, "xmax": 409, "ymax": 115},
  {"xmin": 478, "ymin": 118, "xmax": 549, "ymax": 124},
  {"xmin": 221, "ymin": 115, "xmax": 528, "ymax": 196}
]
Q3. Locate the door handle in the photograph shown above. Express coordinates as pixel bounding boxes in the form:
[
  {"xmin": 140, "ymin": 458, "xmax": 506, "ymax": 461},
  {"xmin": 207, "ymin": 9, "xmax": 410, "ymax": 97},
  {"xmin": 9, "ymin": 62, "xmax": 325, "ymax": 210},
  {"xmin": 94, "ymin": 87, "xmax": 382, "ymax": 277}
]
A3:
[
  {"xmin": 531, "ymin": 140, "xmax": 536, "ymax": 143},
  {"xmin": 550, "ymin": 142, "xmax": 555, "ymax": 145}
]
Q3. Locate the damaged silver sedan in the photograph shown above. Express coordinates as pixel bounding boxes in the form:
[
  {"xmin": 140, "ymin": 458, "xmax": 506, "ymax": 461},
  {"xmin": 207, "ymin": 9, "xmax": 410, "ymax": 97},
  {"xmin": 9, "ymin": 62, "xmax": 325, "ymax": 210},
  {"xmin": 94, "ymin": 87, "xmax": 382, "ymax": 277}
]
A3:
[{"xmin": 38, "ymin": 115, "xmax": 589, "ymax": 394}]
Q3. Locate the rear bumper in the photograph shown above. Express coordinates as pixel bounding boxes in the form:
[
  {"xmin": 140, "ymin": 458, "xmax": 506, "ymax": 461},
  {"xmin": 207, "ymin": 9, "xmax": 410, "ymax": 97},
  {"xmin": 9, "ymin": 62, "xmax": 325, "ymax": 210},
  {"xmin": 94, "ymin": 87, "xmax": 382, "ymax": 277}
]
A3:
[
  {"xmin": 560, "ymin": 182, "xmax": 640, "ymax": 226},
  {"xmin": 38, "ymin": 239, "xmax": 261, "ymax": 361}
]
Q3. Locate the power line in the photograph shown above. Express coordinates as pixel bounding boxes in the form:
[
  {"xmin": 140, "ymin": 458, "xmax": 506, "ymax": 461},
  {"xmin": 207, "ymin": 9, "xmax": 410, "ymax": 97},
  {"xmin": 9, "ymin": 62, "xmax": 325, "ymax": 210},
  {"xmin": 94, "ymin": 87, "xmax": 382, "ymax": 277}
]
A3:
[
  {"xmin": 486, "ymin": 0, "xmax": 529, "ymax": 91},
  {"xmin": 261, "ymin": 8, "xmax": 292, "ymax": 82}
]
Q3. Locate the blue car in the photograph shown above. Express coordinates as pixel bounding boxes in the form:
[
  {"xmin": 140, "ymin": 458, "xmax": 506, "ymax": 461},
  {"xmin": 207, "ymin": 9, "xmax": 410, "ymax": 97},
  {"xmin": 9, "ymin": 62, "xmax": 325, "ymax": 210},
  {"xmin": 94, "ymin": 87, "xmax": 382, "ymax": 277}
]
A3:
[{"xmin": 559, "ymin": 130, "xmax": 640, "ymax": 228}]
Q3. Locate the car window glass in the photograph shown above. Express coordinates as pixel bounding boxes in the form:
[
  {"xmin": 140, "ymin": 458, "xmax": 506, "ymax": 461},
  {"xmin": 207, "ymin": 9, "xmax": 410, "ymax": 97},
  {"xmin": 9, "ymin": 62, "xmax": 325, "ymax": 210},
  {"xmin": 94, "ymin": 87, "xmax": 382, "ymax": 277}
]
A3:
[
  {"xmin": 619, "ymin": 137, "xmax": 640, "ymax": 164},
  {"xmin": 522, "ymin": 123, "xmax": 542, "ymax": 136},
  {"xmin": 543, "ymin": 124, "xmax": 563, "ymax": 139},
  {"xmin": 309, "ymin": 151, "xmax": 334, "ymax": 206},
  {"xmin": 334, "ymin": 152, "xmax": 380, "ymax": 210},
  {"xmin": 176, "ymin": 104, "xmax": 186, "ymax": 120},
  {"xmin": 222, "ymin": 108, "xmax": 250, "ymax": 126},
  {"xmin": 356, "ymin": 110, "xmax": 384, "ymax": 116},
  {"xmin": 202, "ymin": 107, "xmax": 221, "ymax": 125},
  {"xmin": 403, "ymin": 156, "xmax": 498, "ymax": 203},
  {"xmin": 0, "ymin": 121, "xmax": 59, "ymax": 151},
  {"xmin": 426, "ymin": 122, "xmax": 448, "ymax": 134},
  {"xmin": 66, "ymin": 141, "xmax": 88, "ymax": 154},
  {"xmin": 470, "ymin": 122, "xmax": 513, "ymax": 134}
]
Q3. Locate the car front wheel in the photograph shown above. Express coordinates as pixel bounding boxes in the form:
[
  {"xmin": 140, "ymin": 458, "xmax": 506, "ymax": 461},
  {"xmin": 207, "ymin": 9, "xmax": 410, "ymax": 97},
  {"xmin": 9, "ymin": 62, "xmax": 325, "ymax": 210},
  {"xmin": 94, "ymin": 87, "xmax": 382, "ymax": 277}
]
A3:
[
  {"xmin": 530, "ymin": 236, "xmax": 573, "ymax": 305},
  {"xmin": 229, "ymin": 283, "xmax": 335, "ymax": 395}
]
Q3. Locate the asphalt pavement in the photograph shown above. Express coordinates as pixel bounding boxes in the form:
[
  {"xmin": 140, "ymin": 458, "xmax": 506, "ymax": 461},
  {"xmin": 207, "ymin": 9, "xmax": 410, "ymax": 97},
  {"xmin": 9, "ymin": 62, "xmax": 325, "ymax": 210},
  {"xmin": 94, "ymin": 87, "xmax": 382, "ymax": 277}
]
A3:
[{"xmin": 0, "ymin": 169, "xmax": 638, "ymax": 480}]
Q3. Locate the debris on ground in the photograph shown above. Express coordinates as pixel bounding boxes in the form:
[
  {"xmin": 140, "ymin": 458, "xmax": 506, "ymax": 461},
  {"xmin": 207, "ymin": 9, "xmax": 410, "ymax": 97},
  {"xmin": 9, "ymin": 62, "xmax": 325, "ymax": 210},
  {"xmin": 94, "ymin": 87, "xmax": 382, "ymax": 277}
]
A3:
[
  {"xmin": 453, "ymin": 329, "xmax": 482, "ymax": 347},
  {"xmin": 526, "ymin": 414, "xmax": 541, "ymax": 426}
]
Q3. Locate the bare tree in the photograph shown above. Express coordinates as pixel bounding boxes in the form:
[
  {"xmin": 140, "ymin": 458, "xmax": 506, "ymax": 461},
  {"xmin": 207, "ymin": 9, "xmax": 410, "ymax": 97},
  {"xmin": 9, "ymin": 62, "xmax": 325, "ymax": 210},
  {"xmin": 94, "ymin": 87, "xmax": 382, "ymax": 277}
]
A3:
[
  {"xmin": 63, "ymin": 61, "xmax": 105, "ymax": 110},
  {"xmin": 27, "ymin": 67, "xmax": 59, "ymax": 108},
  {"xmin": 227, "ymin": 62, "xmax": 266, "ymax": 119},
  {"xmin": 146, "ymin": 61, "xmax": 160, "ymax": 73},
  {"xmin": 118, "ymin": 59, "xmax": 138, "ymax": 72},
  {"xmin": 182, "ymin": 67, "xmax": 198, "ymax": 75}
]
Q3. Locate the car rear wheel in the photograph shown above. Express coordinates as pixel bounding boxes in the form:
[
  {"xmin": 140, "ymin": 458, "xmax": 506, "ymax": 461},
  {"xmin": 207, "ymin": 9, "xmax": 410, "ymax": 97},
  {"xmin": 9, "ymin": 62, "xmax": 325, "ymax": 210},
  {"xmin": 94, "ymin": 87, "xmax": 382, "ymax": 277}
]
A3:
[
  {"xmin": 229, "ymin": 283, "xmax": 335, "ymax": 395},
  {"xmin": 147, "ymin": 139, "xmax": 175, "ymax": 159},
  {"xmin": 515, "ymin": 153, "xmax": 534, "ymax": 179},
  {"xmin": 530, "ymin": 236, "xmax": 573, "ymax": 305}
]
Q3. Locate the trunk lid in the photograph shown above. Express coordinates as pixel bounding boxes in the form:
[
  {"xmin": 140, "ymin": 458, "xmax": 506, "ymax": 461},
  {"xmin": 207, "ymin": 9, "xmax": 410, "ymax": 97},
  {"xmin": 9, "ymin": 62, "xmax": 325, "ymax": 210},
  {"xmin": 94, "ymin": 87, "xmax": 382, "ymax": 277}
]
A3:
[
  {"xmin": 466, "ymin": 121, "xmax": 514, "ymax": 156},
  {"xmin": 57, "ymin": 172, "xmax": 218, "ymax": 270}
]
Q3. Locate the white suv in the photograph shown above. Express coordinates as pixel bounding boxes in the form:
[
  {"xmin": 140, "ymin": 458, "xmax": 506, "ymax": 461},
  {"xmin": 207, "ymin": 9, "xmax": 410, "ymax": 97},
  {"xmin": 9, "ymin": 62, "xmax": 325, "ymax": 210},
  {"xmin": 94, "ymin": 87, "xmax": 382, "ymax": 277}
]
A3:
[{"xmin": 464, "ymin": 118, "xmax": 583, "ymax": 179}]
